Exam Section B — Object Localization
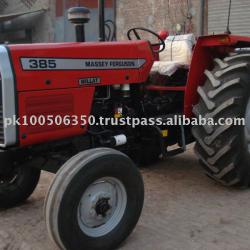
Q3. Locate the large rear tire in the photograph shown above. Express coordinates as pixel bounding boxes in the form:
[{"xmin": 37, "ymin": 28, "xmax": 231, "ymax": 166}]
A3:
[
  {"xmin": 193, "ymin": 53, "xmax": 250, "ymax": 187},
  {"xmin": 45, "ymin": 148, "xmax": 144, "ymax": 250},
  {"xmin": 0, "ymin": 165, "xmax": 41, "ymax": 208}
]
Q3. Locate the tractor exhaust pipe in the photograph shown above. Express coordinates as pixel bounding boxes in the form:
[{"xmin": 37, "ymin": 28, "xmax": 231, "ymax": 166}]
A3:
[{"xmin": 98, "ymin": 0, "xmax": 106, "ymax": 41}]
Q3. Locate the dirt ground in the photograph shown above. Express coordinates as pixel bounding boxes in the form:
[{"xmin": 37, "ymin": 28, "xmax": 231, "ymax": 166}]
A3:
[{"xmin": 1, "ymin": 145, "xmax": 250, "ymax": 250}]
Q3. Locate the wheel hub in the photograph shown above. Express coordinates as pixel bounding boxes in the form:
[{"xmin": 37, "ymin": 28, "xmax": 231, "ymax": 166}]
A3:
[
  {"xmin": 77, "ymin": 177, "xmax": 127, "ymax": 238},
  {"xmin": 95, "ymin": 197, "xmax": 111, "ymax": 217}
]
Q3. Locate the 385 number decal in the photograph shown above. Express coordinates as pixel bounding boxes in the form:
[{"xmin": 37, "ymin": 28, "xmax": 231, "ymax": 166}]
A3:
[{"xmin": 28, "ymin": 59, "xmax": 57, "ymax": 69}]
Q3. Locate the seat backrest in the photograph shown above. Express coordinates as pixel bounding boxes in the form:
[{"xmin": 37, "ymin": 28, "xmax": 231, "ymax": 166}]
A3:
[{"xmin": 159, "ymin": 34, "xmax": 196, "ymax": 65}]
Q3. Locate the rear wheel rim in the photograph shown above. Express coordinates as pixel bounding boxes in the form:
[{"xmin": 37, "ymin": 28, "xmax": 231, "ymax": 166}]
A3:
[{"xmin": 77, "ymin": 177, "xmax": 127, "ymax": 237}]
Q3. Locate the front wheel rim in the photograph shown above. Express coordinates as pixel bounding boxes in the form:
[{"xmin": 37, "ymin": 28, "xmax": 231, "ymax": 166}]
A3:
[{"xmin": 77, "ymin": 177, "xmax": 127, "ymax": 238}]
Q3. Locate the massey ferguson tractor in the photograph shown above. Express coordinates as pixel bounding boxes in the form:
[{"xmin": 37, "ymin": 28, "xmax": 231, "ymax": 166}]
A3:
[{"xmin": 1, "ymin": 1, "xmax": 250, "ymax": 249}]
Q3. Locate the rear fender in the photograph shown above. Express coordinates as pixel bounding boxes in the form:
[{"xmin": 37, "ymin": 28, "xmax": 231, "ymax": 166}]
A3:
[{"xmin": 184, "ymin": 34, "xmax": 250, "ymax": 117}]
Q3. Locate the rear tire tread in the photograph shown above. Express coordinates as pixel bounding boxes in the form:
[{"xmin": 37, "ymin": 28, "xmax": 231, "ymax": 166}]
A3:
[{"xmin": 193, "ymin": 54, "xmax": 250, "ymax": 187}]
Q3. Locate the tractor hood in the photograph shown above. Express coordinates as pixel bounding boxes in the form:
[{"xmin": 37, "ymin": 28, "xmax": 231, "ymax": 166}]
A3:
[{"xmin": 7, "ymin": 41, "xmax": 154, "ymax": 92}]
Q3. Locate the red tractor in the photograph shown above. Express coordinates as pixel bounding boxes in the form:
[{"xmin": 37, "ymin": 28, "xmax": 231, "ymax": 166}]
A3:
[{"xmin": 1, "ymin": 2, "xmax": 250, "ymax": 250}]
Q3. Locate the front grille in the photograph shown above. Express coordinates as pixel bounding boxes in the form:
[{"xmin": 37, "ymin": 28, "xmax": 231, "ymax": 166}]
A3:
[
  {"xmin": 0, "ymin": 76, "xmax": 3, "ymax": 145},
  {"xmin": 0, "ymin": 45, "xmax": 17, "ymax": 147},
  {"xmin": 0, "ymin": 105, "xmax": 3, "ymax": 144}
]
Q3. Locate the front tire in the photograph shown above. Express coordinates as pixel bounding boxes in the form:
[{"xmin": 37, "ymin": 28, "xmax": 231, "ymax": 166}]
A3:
[
  {"xmin": 0, "ymin": 165, "xmax": 41, "ymax": 208},
  {"xmin": 45, "ymin": 148, "xmax": 144, "ymax": 250},
  {"xmin": 193, "ymin": 53, "xmax": 250, "ymax": 187}
]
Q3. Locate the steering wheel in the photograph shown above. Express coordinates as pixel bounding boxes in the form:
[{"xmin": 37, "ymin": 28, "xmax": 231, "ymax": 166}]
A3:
[{"xmin": 127, "ymin": 27, "xmax": 165, "ymax": 53}]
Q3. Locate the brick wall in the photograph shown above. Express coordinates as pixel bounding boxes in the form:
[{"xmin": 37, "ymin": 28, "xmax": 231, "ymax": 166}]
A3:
[{"xmin": 116, "ymin": 0, "xmax": 202, "ymax": 40}]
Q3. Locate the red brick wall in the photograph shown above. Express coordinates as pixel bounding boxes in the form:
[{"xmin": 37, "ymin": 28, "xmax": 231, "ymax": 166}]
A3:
[
  {"xmin": 56, "ymin": 0, "xmax": 63, "ymax": 17},
  {"xmin": 116, "ymin": 0, "xmax": 201, "ymax": 40}
]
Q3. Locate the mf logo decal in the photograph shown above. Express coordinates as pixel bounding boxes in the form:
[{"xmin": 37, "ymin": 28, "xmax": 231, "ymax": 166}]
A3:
[{"xmin": 20, "ymin": 58, "xmax": 146, "ymax": 71}]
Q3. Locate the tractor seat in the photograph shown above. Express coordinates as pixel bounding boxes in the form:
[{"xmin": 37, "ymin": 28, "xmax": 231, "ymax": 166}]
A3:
[{"xmin": 151, "ymin": 34, "xmax": 196, "ymax": 76}]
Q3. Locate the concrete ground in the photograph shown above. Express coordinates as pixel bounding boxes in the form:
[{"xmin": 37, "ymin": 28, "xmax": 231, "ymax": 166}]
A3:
[{"xmin": 1, "ymin": 145, "xmax": 250, "ymax": 250}]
